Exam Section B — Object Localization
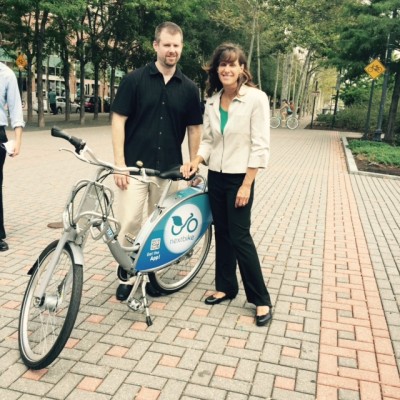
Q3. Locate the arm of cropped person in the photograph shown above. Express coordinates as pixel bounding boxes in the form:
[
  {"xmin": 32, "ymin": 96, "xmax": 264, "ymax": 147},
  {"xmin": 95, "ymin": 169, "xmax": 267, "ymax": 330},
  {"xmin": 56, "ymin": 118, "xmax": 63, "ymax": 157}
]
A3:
[{"xmin": 112, "ymin": 112, "xmax": 129, "ymax": 190}]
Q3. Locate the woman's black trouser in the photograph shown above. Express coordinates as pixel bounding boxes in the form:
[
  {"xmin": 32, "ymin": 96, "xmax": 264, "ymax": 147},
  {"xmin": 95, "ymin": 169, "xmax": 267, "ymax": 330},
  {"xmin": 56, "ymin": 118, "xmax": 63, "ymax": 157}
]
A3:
[
  {"xmin": 0, "ymin": 126, "xmax": 7, "ymax": 239},
  {"xmin": 207, "ymin": 170, "xmax": 272, "ymax": 307}
]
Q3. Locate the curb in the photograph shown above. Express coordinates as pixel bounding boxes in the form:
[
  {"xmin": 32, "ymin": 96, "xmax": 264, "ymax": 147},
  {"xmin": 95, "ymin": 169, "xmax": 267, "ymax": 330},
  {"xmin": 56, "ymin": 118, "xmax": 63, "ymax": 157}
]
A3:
[
  {"xmin": 22, "ymin": 113, "xmax": 111, "ymax": 132},
  {"xmin": 341, "ymin": 135, "xmax": 400, "ymax": 181}
]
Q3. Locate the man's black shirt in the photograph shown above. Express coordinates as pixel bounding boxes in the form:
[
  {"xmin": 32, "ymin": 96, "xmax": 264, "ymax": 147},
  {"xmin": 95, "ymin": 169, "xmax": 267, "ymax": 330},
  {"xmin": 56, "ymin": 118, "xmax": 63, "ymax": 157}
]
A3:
[{"xmin": 111, "ymin": 62, "xmax": 203, "ymax": 172}]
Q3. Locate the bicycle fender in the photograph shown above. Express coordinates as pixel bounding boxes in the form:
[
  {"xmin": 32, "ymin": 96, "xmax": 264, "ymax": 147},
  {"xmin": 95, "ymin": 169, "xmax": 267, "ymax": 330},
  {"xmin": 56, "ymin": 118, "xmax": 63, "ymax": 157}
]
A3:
[
  {"xmin": 28, "ymin": 241, "xmax": 84, "ymax": 275},
  {"xmin": 67, "ymin": 242, "xmax": 85, "ymax": 266}
]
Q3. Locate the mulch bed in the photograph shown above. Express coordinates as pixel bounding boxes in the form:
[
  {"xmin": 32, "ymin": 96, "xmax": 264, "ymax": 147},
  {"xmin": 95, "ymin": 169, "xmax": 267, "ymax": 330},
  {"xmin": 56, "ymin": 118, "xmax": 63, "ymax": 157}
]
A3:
[
  {"xmin": 306, "ymin": 126, "xmax": 400, "ymax": 177},
  {"xmin": 354, "ymin": 157, "xmax": 400, "ymax": 177}
]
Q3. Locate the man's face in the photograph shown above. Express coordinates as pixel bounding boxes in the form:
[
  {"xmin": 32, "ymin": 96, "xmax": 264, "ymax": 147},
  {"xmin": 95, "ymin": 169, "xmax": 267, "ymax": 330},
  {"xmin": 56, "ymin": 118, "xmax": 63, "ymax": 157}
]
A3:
[{"xmin": 153, "ymin": 30, "xmax": 183, "ymax": 69}]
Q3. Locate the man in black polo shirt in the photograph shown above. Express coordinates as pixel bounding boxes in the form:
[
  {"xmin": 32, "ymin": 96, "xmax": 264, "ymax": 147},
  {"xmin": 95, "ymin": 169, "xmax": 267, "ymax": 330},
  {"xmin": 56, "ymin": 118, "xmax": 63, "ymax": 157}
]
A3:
[{"xmin": 111, "ymin": 21, "xmax": 203, "ymax": 301}]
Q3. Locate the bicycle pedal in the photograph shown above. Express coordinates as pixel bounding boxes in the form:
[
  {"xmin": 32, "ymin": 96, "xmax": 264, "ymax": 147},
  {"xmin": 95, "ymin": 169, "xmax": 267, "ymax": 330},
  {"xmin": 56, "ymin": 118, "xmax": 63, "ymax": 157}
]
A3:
[
  {"xmin": 125, "ymin": 234, "xmax": 136, "ymax": 244},
  {"xmin": 128, "ymin": 297, "xmax": 144, "ymax": 311}
]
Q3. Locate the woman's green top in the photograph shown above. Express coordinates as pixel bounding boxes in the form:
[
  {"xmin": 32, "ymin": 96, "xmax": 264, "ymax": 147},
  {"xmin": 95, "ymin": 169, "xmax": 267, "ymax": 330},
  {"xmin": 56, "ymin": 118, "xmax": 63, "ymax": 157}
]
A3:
[{"xmin": 220, "ymin": 106, "xmax": 228, "ymax": 134}]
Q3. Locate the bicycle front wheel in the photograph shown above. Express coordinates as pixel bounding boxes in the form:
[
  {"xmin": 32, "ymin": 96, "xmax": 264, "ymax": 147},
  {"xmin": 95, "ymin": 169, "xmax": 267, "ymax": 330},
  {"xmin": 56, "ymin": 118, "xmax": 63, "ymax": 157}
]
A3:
[
  {"xmin": 286, "ymin": 116, "xmax": 299, "ymax": 130},
  {"xmin": 19, "ymin": 240, "xmax": 83, "ymax": 369},
  {"xmin": 148, "ymin": 225, "xmax": 212, "ymax": 294},
  {"xmin": 270, "ymin": 116, "xmax": 281, "ymax": 129}
]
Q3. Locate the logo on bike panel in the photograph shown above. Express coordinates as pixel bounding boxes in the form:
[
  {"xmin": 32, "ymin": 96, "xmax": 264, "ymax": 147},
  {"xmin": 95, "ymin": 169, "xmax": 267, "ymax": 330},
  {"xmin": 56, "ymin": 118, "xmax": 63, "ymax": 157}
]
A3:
[{"xmin": 164, "ymin": 204, "xmax": 202, "ymax": 253}]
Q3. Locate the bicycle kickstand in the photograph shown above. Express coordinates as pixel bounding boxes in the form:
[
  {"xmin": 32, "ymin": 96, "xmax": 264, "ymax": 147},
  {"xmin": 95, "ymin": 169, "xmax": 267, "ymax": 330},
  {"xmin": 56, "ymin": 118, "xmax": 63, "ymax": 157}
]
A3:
[
  {"xmin": 126, "ymin": 273, "xmax": 153, "ymax": 327},
  {"xmin": 141, "ymin": 275, "xmax": 153, "ymax": 327}
]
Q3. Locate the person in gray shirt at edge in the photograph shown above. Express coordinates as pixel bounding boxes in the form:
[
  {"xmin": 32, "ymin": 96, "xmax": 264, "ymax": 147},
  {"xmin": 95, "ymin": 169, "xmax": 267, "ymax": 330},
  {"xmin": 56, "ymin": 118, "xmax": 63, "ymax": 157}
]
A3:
[{"xmin": 0, "ymin": 32, "xmax": 25, "ymax": 252}]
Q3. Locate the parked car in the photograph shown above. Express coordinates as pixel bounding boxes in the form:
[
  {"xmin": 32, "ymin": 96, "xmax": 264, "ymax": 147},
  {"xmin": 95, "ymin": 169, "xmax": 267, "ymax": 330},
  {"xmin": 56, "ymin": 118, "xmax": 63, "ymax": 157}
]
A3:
[
  {"xmin": 84, "ymin": 96, "xmax": 111, "ymax": 113},
  {"xmin": 56, "ymin": 97, "xmax": 80, "ymax": 114},
  {"xmin": 84, "ymin": 96, "xmax": 100, "ymax": 113},
  {"xmin": 33, "ymin": 96, "xmax": 80, "ymax": 114}
]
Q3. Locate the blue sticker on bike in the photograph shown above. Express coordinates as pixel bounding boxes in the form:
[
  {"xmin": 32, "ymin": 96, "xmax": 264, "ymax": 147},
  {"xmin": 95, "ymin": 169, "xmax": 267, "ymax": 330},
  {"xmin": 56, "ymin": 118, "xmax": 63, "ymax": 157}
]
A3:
[{"xmin": 134, "ymin": 193, "xmax": 212, "ymax": 271}]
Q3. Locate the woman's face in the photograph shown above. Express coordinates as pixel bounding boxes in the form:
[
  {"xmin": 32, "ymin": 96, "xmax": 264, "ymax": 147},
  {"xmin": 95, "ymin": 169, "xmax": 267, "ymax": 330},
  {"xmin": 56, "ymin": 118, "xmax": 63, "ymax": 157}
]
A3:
[{"xmin": 217, "ymin": 58, "xmax": 243, "ymax": 88}]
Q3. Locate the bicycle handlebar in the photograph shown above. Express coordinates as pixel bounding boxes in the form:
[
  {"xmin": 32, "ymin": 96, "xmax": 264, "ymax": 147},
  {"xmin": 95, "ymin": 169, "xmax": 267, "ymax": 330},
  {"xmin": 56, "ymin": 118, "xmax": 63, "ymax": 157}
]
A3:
[
  {"xmin": 50, "ymin": 126, "xmax": 190, "ymax": 180},
  {"xmin": 51, "ymin": 126, "xmax": 86, "ymax": 154}
]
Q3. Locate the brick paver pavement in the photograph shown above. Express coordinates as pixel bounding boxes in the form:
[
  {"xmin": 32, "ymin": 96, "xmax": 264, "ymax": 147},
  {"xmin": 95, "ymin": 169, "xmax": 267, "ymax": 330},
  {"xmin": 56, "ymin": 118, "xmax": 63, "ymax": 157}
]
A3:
[{"xmin": 0, "ymin": 120, "xmax": 399, "ymax": 400}]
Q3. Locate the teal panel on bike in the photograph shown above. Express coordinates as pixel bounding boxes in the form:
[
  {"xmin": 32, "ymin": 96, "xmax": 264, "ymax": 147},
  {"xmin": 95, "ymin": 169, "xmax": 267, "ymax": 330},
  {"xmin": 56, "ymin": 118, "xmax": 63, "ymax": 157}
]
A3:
[{"xmin": 133, "ymin": 190, "xmax": 212, "ymax": 271}]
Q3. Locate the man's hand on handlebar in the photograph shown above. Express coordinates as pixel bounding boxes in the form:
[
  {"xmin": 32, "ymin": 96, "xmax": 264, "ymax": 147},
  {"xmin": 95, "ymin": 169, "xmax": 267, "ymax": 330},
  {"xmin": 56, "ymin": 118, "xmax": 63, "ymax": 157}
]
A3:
[{"xmin": 114, "ymin": 171, "xmax": 130, "ymax": 190}]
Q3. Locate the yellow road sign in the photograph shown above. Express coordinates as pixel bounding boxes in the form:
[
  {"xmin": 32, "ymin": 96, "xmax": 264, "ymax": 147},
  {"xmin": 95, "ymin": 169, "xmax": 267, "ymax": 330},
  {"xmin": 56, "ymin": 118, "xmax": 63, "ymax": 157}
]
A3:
[
  {"xmin": 16, "ymin": 54, "xmax": 27, "ymax": 70},
  {"xmin": 364, "ymin": 59, "xmax": 385, "ymax": 80}
]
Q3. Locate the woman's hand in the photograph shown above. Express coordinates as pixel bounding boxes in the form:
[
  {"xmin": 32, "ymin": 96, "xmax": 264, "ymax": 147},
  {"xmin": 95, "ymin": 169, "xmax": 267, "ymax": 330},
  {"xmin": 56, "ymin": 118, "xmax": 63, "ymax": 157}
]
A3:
[
  {"xmin": 235, "ymin": 184, "xmax": 251, "ymax": 208},
  {"xmin": 180, "ymin": 156, "xmax": 203, "ymax": 180},
  {"xmin": 180, "ymin": 161, "xmax": 198, "ymax": 179}
]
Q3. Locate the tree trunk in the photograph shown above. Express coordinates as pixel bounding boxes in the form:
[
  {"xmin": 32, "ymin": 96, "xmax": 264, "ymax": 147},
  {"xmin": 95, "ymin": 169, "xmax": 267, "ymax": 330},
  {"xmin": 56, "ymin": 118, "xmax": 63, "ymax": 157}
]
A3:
[
  {"xmin": 302, "ymin": 66, "xmax": 314, "ymax": 116},
  {"xmin": 272, "ymin": 54, "xmax": 280, "ymax": 116},
  {"xmin": 286, "ymin": 52, "xmax": 293, "ymax": 101},
  {"xmin": 79, "ymin": 58, "xmax": 86, "ymax": 125},
  {"xmin": 93, "ymin": 61, "xmax": 100, "ymax": 120},
  {"xmin": 292, "ymin": 60, "xmax": 298, "ymax": 103},
  {"xmin": 294, "ymin": 50, "xmax": 311, "ymax": 118},
  {"xmin": 27, "ymin": 57, "xmax": 33, "ymax": 123},
  {"xmin": 257, "ymin": 29, "xmax": 261, "ymax": 90},
  {"xmin": 280, "ymin": 52, "xmax": 291, "ymax": 102},
  {"xmin": 35, "ymin": 8, "xmax": 48, "ymax": 128},
  {"xmin": 384, "ymin": 65, "xmax": 400, "ymax": 144},
  {"xmin": 109, "ymin": 66, "xmax": 116, "ymax": 122},
  {"xmin": 61, "ymin": 52, "xmax": 71, "ymax": 121},
  {"xmin": 248, "ymin": 12, "xmax": 257, "ymax": 69},
  {"xmin": 46, "ymin": 56, "xmax": 49, "ymax": 93},
  {"xmin": 63, "ymin": 63, "xmax": 71, "ymax": 121}
]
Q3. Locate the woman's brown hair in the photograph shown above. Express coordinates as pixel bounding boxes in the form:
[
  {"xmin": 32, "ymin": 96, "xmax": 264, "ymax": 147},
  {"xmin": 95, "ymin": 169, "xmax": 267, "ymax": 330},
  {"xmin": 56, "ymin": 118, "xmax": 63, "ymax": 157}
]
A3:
[{"xmin": 204, "ymin": 42, "xmax": 256, "ymax": 97}]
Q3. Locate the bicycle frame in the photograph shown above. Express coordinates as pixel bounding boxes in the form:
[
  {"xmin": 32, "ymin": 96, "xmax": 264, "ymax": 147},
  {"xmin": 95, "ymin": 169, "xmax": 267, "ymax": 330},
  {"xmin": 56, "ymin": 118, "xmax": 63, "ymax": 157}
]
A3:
[
  {"xmin": 31, "ymin": 151, "xmax": 212, "ymax": 326},
  {"xmin": 19, "ymin": 127, "xmax": 215, "ymax": 371}
]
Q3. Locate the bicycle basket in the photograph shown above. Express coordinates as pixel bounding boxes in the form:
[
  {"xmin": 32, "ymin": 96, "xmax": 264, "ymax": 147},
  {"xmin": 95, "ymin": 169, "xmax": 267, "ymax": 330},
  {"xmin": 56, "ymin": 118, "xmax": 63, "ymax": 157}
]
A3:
[{"xmin": 66, "ymin": 180, "xmax": 115, "ymax": 234}]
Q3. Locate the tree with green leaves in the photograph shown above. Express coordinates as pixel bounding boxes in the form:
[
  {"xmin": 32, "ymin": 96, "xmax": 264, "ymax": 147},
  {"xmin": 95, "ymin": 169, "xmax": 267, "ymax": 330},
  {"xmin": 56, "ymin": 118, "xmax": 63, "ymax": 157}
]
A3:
[
  {"xmin": 48, "ymin": 0, "xmax": 86, "ymax": 121},
  {"xmin": 328, "ymin": 0, "xmax": 400, "ymax": 142}
]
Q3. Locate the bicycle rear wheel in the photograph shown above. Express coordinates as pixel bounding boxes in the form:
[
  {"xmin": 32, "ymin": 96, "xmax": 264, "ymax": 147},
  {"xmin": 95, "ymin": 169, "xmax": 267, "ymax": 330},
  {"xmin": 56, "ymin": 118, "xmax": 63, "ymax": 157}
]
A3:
[
  {"xmin": 19, "ymin": 240, "xmax": 83, "ymax": 369},
  {"xmin": 286, "ymin": 116, "xmax": 299, "ymax": 130},
  {"xmin": 270, "ymin": 116, "xmax": 281, "ymax": 128},
  {"xmin": 148, "ymin": 225, "xmax": 212, "ymax": 294}
]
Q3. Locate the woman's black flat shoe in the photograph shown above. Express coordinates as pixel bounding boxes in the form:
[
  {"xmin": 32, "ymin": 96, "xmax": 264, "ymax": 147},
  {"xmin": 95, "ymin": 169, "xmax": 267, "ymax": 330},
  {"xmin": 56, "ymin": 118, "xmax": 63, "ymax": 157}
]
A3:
[
  {"xmin": 204, "ymin": 294, "xmax": 234, "ymax": 305},
  {"xmin": 256, "ymin": 309, "xmax": 273, "ymax": 326}
]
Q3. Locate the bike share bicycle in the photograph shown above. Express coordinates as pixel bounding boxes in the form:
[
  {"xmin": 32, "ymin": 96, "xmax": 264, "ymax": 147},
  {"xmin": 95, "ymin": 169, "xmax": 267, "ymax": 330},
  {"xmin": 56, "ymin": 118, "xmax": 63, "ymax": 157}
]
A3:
[
  {"xmin": 18, "ymin": 127, "xmax": 213, "ymax": 369},
  {"xmin": 269, "ymin": 114, "xmax": 299, "ymax": 129}
]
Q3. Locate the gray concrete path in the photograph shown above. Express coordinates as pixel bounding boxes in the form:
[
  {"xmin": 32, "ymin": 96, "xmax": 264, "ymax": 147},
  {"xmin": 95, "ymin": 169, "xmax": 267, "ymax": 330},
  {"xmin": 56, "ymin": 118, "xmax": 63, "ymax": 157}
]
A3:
[{"xmin": 0, "ymin": 121, "xmax": 399, "ymax": 400}]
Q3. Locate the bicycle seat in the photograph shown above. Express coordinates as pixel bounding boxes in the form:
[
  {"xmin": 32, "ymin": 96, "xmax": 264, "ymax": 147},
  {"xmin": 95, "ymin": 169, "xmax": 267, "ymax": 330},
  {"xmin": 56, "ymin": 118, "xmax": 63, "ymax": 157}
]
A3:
[{"xmin": 159, "ymin": 165, "xmax": 190, "ymax": 181}]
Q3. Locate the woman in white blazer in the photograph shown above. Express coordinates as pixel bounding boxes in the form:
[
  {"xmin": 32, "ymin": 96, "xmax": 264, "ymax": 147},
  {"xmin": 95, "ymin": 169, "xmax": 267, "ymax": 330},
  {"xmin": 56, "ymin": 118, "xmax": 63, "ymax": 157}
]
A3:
[{"xmin": 189, "ymin": 43, "xmax": 272, "ymax": 326}]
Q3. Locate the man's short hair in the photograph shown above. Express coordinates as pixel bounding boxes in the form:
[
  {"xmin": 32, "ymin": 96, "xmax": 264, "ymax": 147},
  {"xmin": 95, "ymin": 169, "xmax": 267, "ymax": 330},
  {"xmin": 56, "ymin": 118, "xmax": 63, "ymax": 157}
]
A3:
[{"xmin": 154, "ymin": 22, "xmax": 183, "ymax": 43}]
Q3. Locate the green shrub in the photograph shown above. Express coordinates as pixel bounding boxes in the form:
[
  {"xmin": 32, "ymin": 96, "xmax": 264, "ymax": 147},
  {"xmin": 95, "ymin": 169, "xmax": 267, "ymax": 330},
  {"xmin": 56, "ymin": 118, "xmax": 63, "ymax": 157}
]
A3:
[
  {"xmin": 347, "ymin": 139, "xmax": 400, "ymax": 167},
  {"xmin": 317, "ymin": 104, "xmax": 400, "ymax": 142}
]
